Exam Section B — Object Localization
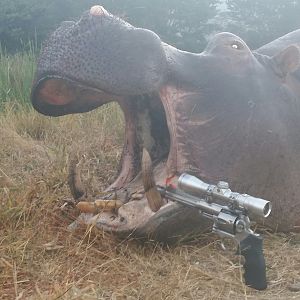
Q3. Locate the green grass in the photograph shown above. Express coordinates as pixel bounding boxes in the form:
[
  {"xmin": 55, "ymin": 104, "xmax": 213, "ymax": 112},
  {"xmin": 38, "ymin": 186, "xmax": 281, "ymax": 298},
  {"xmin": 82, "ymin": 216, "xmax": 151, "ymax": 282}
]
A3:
[{"xmin": 0, "ymin": 45, "xmax": 36, "ymax": 107}]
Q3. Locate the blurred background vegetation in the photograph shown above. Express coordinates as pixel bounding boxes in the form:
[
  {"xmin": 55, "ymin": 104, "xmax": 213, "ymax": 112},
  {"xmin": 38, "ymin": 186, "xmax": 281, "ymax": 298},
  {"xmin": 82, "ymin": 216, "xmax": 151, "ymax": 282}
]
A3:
[
  {"xmin": 0, "ymin": 0, "xmax": 300, "ymax": 106},
  {"xmin": 1, "ymin": 0, "xmax": 300, "ymax": 53}
]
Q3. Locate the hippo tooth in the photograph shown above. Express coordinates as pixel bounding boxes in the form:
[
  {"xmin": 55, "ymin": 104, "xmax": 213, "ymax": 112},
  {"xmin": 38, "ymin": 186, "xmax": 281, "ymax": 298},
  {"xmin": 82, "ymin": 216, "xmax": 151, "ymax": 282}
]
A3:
[
  {"xmin": 90, "ymin": 5, "xmax": 108, "ymax": 16},
  {"xmin": 68, "ymin": 155, "xmax": 85, "ymax": 201},
  {"xmin": 142, "ymin": 148, "xmax": 164, "ymax": 212},
  {"xmin": 77, "ymin": 200, "xmax": 123, "ymax": 213},
  {"xmin": 131, "ymin": 192, "xmax": 144, "ymax": 200}
]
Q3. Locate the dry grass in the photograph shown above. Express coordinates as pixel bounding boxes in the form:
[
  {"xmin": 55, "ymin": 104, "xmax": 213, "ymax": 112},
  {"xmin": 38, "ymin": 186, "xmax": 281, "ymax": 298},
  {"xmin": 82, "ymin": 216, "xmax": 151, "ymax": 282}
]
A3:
[{"xmin": 0, "ymin": 104, "xmax": 300, "ymax": 300}]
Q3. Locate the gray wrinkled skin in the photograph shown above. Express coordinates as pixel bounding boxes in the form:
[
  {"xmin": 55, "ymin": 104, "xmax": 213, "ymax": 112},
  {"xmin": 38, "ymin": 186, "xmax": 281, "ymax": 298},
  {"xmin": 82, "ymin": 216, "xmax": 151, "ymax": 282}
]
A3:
[
  {"xmin": 37, "ymin": 11, "xmax": 166, "ymax": 96},
  {"xmin": 31, "ymin": 7, "xmax": 300, "ymax": 241}
]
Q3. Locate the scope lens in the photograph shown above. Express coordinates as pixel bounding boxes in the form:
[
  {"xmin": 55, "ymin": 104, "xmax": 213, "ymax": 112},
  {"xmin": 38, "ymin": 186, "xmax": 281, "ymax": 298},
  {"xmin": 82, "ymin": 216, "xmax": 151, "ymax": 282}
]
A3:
[{"xmin": 263, "ymin": 202, "xmax": 272, "ymax": 218}]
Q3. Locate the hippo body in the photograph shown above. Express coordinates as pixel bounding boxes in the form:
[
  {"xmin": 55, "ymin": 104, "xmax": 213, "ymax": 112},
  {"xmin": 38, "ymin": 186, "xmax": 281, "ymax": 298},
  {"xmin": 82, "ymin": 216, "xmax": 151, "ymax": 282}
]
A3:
[
  {"xmin": 31, "ymin": 6, "xmax": 300, "ymax": 241},
  {"xmin": 256, "ymin": 29, "xmax": 300, "ymax": 56}
]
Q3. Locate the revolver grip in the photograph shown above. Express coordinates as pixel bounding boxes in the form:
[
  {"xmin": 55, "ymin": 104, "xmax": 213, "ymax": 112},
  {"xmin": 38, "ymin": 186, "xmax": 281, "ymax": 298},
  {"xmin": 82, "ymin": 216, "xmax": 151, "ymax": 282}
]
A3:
[{"xmin": 239, "ymin": 234, "xmax": 267, "ymax": 290}]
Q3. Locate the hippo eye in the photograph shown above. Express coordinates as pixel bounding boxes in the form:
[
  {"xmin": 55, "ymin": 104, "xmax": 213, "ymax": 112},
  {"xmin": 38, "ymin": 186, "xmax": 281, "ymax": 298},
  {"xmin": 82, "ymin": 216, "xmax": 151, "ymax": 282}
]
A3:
[{"xmin": 231, "ymin": 41, "xmax": 244, "ymax": 50}]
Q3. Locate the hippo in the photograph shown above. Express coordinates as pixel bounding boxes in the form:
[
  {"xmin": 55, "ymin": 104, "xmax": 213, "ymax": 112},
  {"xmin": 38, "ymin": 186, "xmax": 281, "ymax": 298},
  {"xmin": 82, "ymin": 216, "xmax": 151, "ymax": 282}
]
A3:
[{"xmin": 31, "ymin": 6, "xmax": 300, "ymax": 241}]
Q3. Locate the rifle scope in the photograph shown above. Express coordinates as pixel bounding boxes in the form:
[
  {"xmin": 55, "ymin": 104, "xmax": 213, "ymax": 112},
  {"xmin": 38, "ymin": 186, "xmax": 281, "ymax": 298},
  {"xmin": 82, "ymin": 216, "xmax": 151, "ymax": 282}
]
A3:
[{"xmin": 178, "ymin": 173, "xmax": 272, "ymax": 218}]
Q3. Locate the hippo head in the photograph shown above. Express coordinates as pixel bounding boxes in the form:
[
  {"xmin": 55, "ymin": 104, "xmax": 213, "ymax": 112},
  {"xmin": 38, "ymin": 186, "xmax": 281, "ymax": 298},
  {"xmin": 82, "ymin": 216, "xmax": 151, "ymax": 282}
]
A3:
[{"xmin": 31, "ymin": 6, "xmax": 300, "ymax": 240}]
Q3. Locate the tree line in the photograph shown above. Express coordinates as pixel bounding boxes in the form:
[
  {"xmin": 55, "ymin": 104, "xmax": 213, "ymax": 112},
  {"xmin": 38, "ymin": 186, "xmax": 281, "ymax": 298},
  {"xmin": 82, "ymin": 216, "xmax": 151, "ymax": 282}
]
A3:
[{"xmin": 1, "ymin": 0, "xmax": 300, "ymax": 53}]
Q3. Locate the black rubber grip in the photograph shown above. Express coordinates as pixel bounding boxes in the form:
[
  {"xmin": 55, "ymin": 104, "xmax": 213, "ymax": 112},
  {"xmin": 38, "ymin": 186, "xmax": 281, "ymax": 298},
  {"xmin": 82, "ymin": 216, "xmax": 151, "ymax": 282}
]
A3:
[{"xmin": 238, "ymin": 234, "xmax": 267, "ymax": 290}]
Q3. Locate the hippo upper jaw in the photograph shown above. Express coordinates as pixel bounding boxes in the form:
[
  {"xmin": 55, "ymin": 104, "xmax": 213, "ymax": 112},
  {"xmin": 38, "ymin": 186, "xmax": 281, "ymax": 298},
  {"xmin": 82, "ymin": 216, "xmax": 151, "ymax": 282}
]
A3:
[{"xmin": 33, "ymin": 6, "xmax": 167, "ymax": 109}]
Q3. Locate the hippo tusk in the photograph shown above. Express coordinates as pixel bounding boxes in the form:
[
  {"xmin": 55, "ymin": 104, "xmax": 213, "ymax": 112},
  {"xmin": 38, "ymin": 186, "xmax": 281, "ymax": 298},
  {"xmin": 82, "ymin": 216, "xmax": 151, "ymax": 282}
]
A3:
[
  {"xmin": 142, "ymin": 148, "xmax": 164, "ymax": 212},
  {"xmin": 77, "ymin": 199, "xmax": 123, "ymax": 213},
  {"xmin": 68, "ymin": 154, "xmax": 86, "ymax": 201}
]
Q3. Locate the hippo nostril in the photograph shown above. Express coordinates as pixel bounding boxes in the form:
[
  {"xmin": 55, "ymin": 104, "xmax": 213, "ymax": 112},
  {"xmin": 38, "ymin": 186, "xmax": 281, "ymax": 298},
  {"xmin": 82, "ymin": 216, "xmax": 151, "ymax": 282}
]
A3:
[{"xmin": 90, "ymin": 5, "xmax": 108, "ymax": 16}]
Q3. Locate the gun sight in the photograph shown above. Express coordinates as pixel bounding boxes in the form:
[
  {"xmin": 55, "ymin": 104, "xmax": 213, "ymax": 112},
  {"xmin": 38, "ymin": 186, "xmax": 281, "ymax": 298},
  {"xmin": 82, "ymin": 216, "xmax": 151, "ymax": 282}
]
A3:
[{"xmin": 178, "ymin": 173, "xmax": 271, "ymax": 218}]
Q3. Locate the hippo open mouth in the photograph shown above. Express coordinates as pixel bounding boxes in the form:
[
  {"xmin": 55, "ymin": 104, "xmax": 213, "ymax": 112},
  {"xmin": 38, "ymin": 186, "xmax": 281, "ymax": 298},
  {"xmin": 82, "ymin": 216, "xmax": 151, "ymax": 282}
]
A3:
[
  {"xmin": 31, "ymin": 7, "xmax": 203, "ymax": 239},
  {"xmin": 31, "ymin": 65, "xmax": 207, "ymax": 240},
  {"xmin": 31, "ymin": 6, "xmax": 300, "ymax": 239}
]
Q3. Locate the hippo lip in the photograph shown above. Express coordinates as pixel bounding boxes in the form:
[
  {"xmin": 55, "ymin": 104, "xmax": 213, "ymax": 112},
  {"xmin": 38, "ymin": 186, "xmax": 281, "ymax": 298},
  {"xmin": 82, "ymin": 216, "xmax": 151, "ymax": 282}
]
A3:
[{"xmin": 31, "ymin": 75, "xmax": 120, "ymax": 117}]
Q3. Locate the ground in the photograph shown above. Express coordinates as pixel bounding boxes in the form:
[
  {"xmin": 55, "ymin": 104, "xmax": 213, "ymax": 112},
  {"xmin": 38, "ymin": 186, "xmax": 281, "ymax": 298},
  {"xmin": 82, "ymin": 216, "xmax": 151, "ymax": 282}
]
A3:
[{"xmin": 0, "ymin": 103, "xmax": 299, "ymax": 299}]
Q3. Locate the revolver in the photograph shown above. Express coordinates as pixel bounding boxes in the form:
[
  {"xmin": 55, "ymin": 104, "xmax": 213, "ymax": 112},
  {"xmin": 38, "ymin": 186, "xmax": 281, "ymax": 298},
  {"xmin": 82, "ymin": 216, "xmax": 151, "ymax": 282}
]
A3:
[{"xmin": 158, "ymin": 173, "xmax": 272, "ymax": 290}]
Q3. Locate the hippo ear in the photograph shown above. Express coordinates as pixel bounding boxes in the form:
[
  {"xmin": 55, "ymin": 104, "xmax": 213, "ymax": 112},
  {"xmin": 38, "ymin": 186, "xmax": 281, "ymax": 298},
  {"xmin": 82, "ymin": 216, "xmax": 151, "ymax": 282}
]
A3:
[{"xmin": 271, "ymin": 45, "xmax": 300, "ymax": 78}]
